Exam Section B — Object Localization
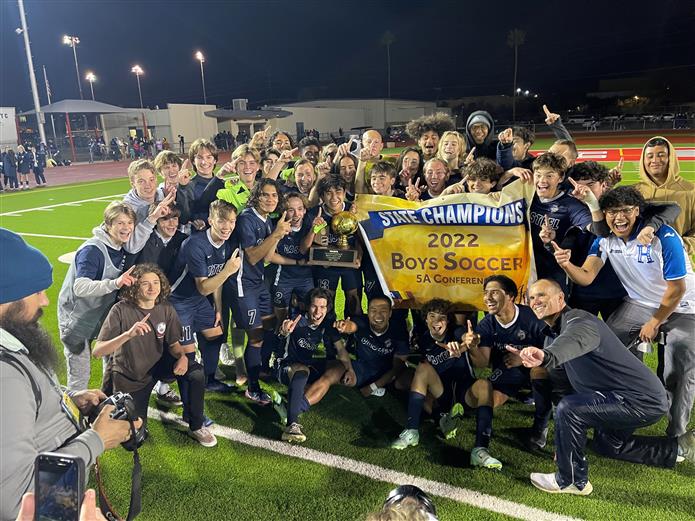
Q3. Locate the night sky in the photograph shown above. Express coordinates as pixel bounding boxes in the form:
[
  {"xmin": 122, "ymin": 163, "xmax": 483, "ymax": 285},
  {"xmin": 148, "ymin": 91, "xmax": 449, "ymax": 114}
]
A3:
[{"xmin": 2, "ymin": 0, "xmax": 694, "ymax": 113}]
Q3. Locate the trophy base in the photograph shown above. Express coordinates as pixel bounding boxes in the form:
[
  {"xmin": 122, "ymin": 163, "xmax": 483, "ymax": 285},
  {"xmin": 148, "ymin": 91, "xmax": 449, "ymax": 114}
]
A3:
[{"xmin": 308, "ymin": 246, "xmax": 358, "ymax": 268}]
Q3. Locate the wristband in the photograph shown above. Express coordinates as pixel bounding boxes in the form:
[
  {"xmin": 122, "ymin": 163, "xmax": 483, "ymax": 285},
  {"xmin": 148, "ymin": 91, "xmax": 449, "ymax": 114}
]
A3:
[
  {"xmin": 313, "ymin": 222, "xmax": 327, "ymax": 234},
  {"xmin": 586, "ymin": 198, "xmax": 601, "ymax": 213}
]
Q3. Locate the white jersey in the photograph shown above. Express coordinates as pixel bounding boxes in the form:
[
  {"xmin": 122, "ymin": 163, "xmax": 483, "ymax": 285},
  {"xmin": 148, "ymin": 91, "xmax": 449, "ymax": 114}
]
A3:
[{"xmin": 589, "ymin": 223, "xmax": 695, "ymax": 314}]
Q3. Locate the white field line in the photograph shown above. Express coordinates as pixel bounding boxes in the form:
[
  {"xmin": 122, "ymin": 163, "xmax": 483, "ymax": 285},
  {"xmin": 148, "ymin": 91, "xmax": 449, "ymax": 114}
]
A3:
[
  {"xmin": 17, "ymin": 232, "xmax": 88, "ymax": 241},
  {"xmin": 148, "ymin": 408, "xmax": 582, "ymax": 521},
  {"xmin": 0, "ymin": 177, "xmax": 127, "ymax": 196},
  {"xmin": 0, "ymin": 193, "xmax": 126, "ymax": 216}
]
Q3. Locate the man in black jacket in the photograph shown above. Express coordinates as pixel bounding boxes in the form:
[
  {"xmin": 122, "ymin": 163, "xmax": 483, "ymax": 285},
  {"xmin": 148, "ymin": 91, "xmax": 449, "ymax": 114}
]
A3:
[{"xmin": 514, "ymin": 279, "xmax": 694, "ymax": 495}]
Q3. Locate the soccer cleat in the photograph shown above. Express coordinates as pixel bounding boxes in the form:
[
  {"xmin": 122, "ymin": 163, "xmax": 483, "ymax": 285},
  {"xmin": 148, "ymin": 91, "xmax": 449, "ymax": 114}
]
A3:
[
  {"xmin": 439, "ymin": 413, "xmax": 458, "ymax": 440},
  {"xmin": 205, "ymin": 379, "xmax": 234, "ymax": 394},
  {"xmin": 156, "ymin": 389, "xmax": 183, "ymax": 407},
  {"xmin": 528, "ymin": 427, "xmax": 549, "ymax": 450},
  {"xmin": 219, "ymin": 343, "xmax": 234, "ymax": 366},
  {"xmin": 188, "ymin": 427, "xmax": 217, "ymax": 447},
  {"xmin": 270, "ymin": 390, "xmax": 287, "ymax": 425},
  {"xmin": 470, "ymin": 447, "xmax": 502, "ymax": 470},
  {"xmin": 530, "ymin": 472, "xmax": 593, "ymax": 495},
  {"xmin": 282, "ymin": 422, "xmax": 306, "ymax": 443},
  {"xmin": 677, "ymin": 429, "xmax": 695, "ymax": 464},
  {"xmin": 245, "ymin": 389, "xmax": 272, "ymax": 406},
  {"xmin": 391, "ymin": 429, "xmax": 420, "ymax": 450},
  {"xmin": 450, "ymin": 402, "xmax": 464, "ymax": 418}
]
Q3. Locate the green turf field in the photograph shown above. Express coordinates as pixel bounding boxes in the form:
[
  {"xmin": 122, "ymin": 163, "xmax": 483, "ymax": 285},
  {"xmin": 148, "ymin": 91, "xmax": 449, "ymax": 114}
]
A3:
[{"xmin": 1, "ymin": 151, "xmax": 694, "ymax": 521}]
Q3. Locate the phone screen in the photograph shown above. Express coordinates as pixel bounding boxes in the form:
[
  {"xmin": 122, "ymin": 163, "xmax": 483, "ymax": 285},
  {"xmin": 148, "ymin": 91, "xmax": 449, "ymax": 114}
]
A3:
[{"xmin": 36, "ymin": 455, "xmax": 82, "ymax": 521}]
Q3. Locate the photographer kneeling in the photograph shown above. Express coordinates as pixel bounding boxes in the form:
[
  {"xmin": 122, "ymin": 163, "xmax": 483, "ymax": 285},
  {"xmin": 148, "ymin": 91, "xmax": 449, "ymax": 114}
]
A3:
[
  {"xmin": 0, "ymin": 229, "xmax": 139, "ymax": 521},
  {"xmin": 93, "ymin": 263, "xmax": 216, "ymax": 447}
]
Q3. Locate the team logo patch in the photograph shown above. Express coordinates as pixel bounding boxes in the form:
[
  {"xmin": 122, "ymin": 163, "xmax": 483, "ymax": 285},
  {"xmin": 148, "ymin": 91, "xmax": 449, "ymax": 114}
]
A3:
[
  {"xmin": 156, "ymin": 322, "xmax": 166, "ymax": 339},
  {"xmin": 549, "ymin": 205, "xmax": 559, "ymax": 214},
  {"xmin": 516, "ymin": 330, "xmax": 527, "ymax": 341}
]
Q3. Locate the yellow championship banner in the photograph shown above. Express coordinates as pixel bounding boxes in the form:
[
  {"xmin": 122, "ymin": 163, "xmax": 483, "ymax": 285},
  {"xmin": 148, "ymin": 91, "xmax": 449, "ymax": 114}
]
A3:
[{"xmin": 354, "ymin": 181, "xmax": 536, "ymax": 310}]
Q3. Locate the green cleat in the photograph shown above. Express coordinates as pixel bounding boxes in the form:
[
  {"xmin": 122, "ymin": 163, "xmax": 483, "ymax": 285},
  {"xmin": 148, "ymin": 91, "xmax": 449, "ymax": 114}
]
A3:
[
  {"xmin": 439, "ymin": 413, "xmax": 458, "ymax": 440},
  {"xmin": 470, "ymin": 447, "xmax": 502, "ymax": 470},
  {"xmin": 391, "ymin": 429, "xmax": 419, "ymax": 450}
]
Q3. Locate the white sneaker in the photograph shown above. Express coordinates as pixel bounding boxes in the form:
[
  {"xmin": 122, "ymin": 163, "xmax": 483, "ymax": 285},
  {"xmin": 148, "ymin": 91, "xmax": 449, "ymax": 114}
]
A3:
[
  {"xmin": 391, "ymin": 429, "xmax": 419, "ymax": 450},
  {"xmin": 188, "ymin": 427, "xmax": 217, "ymax": 447},
  {"xmin": 530, "ymin": 472, "xmax": 592, "ymax": 495}
]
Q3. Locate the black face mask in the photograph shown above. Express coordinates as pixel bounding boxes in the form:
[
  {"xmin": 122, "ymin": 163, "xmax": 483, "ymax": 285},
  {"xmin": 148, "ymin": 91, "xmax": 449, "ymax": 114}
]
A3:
[{"xmin": 0, "ymin": 302, "xmax": 57, "ymax": 373}]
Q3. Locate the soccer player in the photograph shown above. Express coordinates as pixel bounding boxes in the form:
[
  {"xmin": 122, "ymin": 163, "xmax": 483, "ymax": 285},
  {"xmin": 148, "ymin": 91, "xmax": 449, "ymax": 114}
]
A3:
[
  {"xmin": 405, "ymin": 113, "xmax": 456, "ymax": 161},
  {"xmin": 355, "ymin": 160, "xmax": 404, "ymax": 198},
  {"xmin": 305, "ymin": 296, "xmax": 410, "ymax": 405},
  {"xmin": 390, "ymin": 299, "xmax": 501, "ymax": 469},
  {"xmin": 93, "ymin": 264, "xmax": 215, "ymax": 446},
  {"xmin": 197, "ymin": 144, "xmax": 260, "ymax": 214},
  {"xmin": 270, "ymin": 192, "xmax": 316, "ymax": 325},
  {"xmin": 516, "ymin": 279, "xmax": 694, "ymax": 496},
  {"xmin": 188, "ymin": 138, "xmax": 220, "ymax": 228},
  {"xmin": 154, "ymin": 150, "xmax": 193, "ymax": 226},
  {"xmin": 229, "ymin": 179, "xmax": 291, "ymax": 404},
  {"xmin": 169, "ymin": 200, "xmax": 241, "ymax": 393},
  {"xmin": 553, "ymin": 186, "xmax": 695, "ymax": 437},
  {"xmin": 276, "ymin": 288, "xmax": 344, "ymax": 443},
  {"xmin": 462, "ymin": 275, "xmax": 552, "ymax": 450},
  {"xmin": 530, "ymin": 152, "xmax": 592, "ymax": 293},
  {"xmin": 58, "ymin": 202, "xmax": 138, "ymax": 391},
  {"xmin": 308, "ymin": 176, "xmax": 363, "ymax": 316},
  {"xmin": 405, "ymin": 158, "xmax": 451, "ymax": 202},
  {"xmin": 463, "ymin": 158, "xmax": 502, "ymax": 195}
]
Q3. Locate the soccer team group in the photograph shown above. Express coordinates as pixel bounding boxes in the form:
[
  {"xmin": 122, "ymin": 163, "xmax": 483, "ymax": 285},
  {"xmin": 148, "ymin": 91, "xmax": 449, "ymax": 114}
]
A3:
[{"xmin": 55, "ymin": 107, "xmax": 695, "ymax": 495}]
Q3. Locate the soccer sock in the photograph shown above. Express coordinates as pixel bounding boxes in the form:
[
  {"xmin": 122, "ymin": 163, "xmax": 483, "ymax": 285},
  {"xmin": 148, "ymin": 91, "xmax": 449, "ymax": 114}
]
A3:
[
  {"xmin": 406, "ymin": 391, "xmax": 427, "ymax": 430},
  {"xmin": 261, "ymin": 329, "xmax": 279, "ymax": 370},
  {"xmin": 200, "ymin": 336, "xmax": 223, "ymax": 382},
  {"xmin": 475, "ymin": 406, "xmax": 493, "ymax": 448},
  {"xmin": 244, "ymin": 343, "xmax": 263, "ymax": 392},
  {"xmin": 531, "ymin": 378, "xmax": 553, "ymax": 432},
  {"xmin": 287, "ymin": 371, "xmax": 310, "ymax": 424}
]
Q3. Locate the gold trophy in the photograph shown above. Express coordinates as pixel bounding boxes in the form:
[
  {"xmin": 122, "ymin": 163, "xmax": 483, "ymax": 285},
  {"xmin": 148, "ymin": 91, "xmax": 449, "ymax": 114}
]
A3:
[{"xmin": 308, "ymin": 211, "xmax": 360, "ymax": 267}]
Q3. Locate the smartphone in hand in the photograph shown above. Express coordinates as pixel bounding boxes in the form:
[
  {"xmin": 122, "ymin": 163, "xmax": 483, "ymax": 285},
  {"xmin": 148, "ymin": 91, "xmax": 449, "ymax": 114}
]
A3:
[{"xmin": 34, "ymin": 452, "xmax": 85, "ymax": 521}]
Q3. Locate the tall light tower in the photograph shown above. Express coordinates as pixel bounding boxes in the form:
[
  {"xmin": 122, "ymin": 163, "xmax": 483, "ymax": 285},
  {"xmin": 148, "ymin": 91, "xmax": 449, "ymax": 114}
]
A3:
[
  {"xmin": 195, "ymin": 51, "xmax": 207, "ymax": 104},
  {"xmin": 17, "ymin": 0, "xmax": 46, "ymax": 144},
  {"xmin": 63, "ymin": 34, "xmax": 84, "ymax": 99},
  {"xmin": 131, "ymin": 65, "xmax": 144, "ymax": 108},
  {"xmin": 85, "ymin": 72, "xmax": 96, "ymax": 100}
]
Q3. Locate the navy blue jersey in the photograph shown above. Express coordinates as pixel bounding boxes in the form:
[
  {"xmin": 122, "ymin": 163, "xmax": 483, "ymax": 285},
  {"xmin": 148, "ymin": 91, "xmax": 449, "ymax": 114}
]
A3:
[
  {"xmin": 234, "ymin": 207, "xmax": 273, "ymax": 287},
  {"xmin": 75, "ymin": 244, "xmax": 126, "ymax": 280},
  {"xmin": 284, "ymin": 315, "xmax": 341, "ymax": 365},
  {"xmin": 307, "ymin": 203, "xmax": 357, "ymax": 248},
  {"xmin": 191, "ymin": 174, "xmax": 214, "ymax": 221},
  {"xmin": 530, "ymin": 192, "xmax": 591, "ymax": 288},
  {"xmin": 351, "ymin": 316, "xmax": 409, "ymax": 367},
  {"xmin": 170, "ymin": 229, "xmax": 232, "ymax": 299},
  {"xmin": 476, "ymin": 304, "xmax": 547, "ymax": 369},
  {"xmin": 418, "ymin": 327, "xmax": 470, "ymax": 374},
  {"xmin": 274, "ymin": 217, "xmax": 312, "ymax": 280}
]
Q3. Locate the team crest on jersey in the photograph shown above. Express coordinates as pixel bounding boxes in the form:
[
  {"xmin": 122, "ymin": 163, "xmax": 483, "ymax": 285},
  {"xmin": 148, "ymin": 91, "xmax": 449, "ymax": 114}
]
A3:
[
  {"xmin": 549, "ymin": 205, "xmax": 559, "ymax": 213},
  {"xmin": 516, "ymin": 330, "xmax": 527, "ymax": 341},
  {"xmin": 156, "ymin": 322, "xmax": 166, "ymax": 339}
]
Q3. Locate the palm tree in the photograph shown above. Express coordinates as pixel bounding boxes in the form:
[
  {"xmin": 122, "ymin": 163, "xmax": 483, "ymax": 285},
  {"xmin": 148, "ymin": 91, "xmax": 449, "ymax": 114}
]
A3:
[
  {"xmin": 380, "ymin": 30, "xmax": 396, "ymax": 98},
  {"xmin": 507, "ymin": 29, "xmax": 525, "ymax": 122}
]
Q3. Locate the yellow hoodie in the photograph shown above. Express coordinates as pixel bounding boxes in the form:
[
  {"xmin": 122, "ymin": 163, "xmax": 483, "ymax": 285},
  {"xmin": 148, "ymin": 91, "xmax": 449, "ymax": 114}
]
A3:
[{"xmin": 634, "ymin": 136, "xmax": 695, "ymax": 255}]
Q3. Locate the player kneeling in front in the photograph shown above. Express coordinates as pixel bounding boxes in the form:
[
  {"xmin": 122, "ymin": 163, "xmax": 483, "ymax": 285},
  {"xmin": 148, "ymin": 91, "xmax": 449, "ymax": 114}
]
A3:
[
  {"xmin": 276, "ymin": 288, "xmax": 344, "ymax": 443},
  {"xmin": 391, "ymin": 299, "xmax": 501, "ymax": 470}
]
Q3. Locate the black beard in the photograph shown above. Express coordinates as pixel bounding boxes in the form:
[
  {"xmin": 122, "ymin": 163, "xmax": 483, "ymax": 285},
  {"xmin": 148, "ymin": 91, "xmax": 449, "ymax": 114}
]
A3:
[{"xmin": 0, "ymin": 303, "xmax": 58, "ymax": 373}]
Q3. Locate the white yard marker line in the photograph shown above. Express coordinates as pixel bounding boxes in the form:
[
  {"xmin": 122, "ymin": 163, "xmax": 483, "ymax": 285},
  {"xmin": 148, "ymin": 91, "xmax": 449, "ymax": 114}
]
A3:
[
  {"xmin": 18, "ymin": 232, "xmax": 88, "ymax": 240},
  {"xmin": 0, "ymin": 193, "xmax": 126, "ymax": 216},
  {"xmin": 149, "ymin": 409, "xmax": 582, "ymax": 521}
]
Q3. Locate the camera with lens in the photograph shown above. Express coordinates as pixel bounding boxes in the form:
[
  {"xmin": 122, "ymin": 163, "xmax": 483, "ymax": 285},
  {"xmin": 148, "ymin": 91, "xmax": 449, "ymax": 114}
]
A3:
[{"xmin": 89, "ymin": 392, "xmax": 146, "ymax": 451}]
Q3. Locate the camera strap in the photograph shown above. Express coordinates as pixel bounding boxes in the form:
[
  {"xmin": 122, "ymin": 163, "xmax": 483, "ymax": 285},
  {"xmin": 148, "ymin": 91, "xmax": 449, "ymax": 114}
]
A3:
[{"xmin": 95, "ymin": 417, "xmax": 142, "ymax": 521}]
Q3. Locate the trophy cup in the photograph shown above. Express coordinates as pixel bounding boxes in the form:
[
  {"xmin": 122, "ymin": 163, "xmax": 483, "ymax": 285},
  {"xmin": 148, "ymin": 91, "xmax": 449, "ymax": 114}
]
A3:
[{"xmin": 308, "ymin": 211, "xmax": 360, "ymax": 267}]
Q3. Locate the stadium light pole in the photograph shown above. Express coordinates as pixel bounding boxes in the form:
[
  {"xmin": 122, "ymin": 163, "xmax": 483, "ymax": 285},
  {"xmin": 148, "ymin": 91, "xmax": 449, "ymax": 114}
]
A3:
[
  {"xmin": 17, "ymin": 0, "xmax": 46, "ymax": 144},
  {"xmin": 63, "ymin": 34, "xmax": 84, "ymax": 99},
  {"xmin": 131, "ymin": 65, "xmax": 144, "ymax": 108},
  {"xmin": 85, "ymin": 72, "xmax": 96, "ymax": 100},
  {"xmin": 195, "ymin": 51, "xmax": 207, "ymax": 104}
]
